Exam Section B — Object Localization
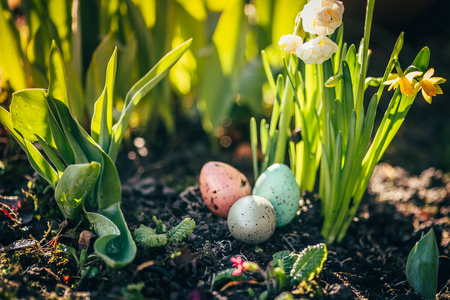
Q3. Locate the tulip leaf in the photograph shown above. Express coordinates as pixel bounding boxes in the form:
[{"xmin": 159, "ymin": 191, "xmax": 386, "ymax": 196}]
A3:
[
  {"xmin": 91, "ymin": 48, "xmax": 117, "ymax": 151},
  {"xmin": 109, "ymin": 38, "xmax": 192, "ymax": 161},
  {"xmin": 0, "ymin": 106, "xmax": 58, "ymax": 188},
  {"xmin": 86, "ymin": 203, "xmax": 137, "ymax": 268},
  {"xmin": 85, "ymin": 33, "xmax": 115, "ymax": 116},
  {"xmin": 406, "ymin": 229, "xmax": 439, "ymax": 300},
  {"xmin": 48, "ymin": 41, "xmax": 70, "ymax": 108},
  {"xmin": 10, "ymin": 89, "xmax": 55, "ymax": 147},
  {"xmin": 55, "ymin": 162, "xmax": 101, "ymax": 220},
  {"xmin": 24, "ymin": 140, "xmax": 59, "ymax": 188}
]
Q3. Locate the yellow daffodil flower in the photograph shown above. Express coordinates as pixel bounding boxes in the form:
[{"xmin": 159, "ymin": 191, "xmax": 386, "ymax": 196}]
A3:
[
  {"xmin": 414, "ymin": 68, "xmax": 446, "ymax": 104},
  {"xmin": 383, "ymin": 71, "xmax": 422, "ymax": 96}
]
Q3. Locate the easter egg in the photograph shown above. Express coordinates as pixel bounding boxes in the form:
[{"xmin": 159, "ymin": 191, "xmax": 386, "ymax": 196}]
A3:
[
  {"xmin": 199, "ymin": 161, "xmax": 252, "ymax": 217},
  {"xmin": 227, "ymin": 195, "xmax": 277, "ymax": 244},
  {"xmin": 252, "ymin": 163, "xmax": 300, "ymax": 227}
]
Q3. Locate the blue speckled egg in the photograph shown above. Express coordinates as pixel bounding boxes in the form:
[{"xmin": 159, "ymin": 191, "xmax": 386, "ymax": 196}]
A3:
[
  {"xmin": 227, "ymin": 195, "xmax": 276, "ymax": 244},
  {"xmin": 252, "ymin": 163, "xmax": 300, "ymax": 227}
]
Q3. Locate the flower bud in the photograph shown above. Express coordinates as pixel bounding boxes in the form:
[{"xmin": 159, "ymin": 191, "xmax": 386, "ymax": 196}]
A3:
[
  {"xmin": 243, "ymin": 261, "xmax": 259, "ymax": 272},
  {"xmin": 295, "ymin": 36, "xmax": 338, "ymax": 65},
  {"xmin": 278, "ymin": 34, "xmax": 303, "ymax": 54},
  {"xmin": 300, "ymin": 0, "xmax": 344, "ymax": 36}
]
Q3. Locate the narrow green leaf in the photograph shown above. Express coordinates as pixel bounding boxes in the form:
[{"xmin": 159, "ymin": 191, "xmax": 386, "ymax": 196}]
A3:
[
  {"xmin": 85, "ymin": 33, "xmax": 115, "ymax": 116},
  {"xmin": 290, "ymin": 243, "xmax": 327, "ymax": 284},
  {"xmin": 48, "ymin": 41, "xmax": 70, "ymax": 108},
  {"xmin": 406, "ymin": 229, "xmax": 439, "ymax": 300},
  {"xmin": 376, "ymin": 32, "xmax": 404, "ymax": 101},
  {"xmin": 261, "ymin": 50, "xmax": 277, "ymax": 96},
  {"xmin": 35, "ymin": 135, "xmax": 65, "ymax": 173},
  {"xmin": 24, "ymin": 140, "xmax": 59, "ymax": 188},
  {"xmin": 47, "ymin": 105, "xmax": 75, "ymax": 165},
  {"xmin": 55, "ymin": 162, "xmax": 100, "ymax": 220},
  {"xmin": 342, "ymin": 61, "xmax": 354, "ymax": 132},
  {"xmin": 46, "ymin": 96, "xmax": 89, "ymax": 164},
  {"xmin": 109, "ymin": 39, "xmax": 192, "ymax": 161},
  {"xmin": 345, "ymin": 44, "xmax": 356, "ymax": 80},
  {"xmin": 91, "ymin": 48, "xmax": 117, "ymax": 151},
  {"xmin": 250, "ymin": 117, "xmax": 259, "ymax": 179}
]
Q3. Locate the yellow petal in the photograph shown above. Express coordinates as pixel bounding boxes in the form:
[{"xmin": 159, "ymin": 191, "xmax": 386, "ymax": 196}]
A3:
[
  {"xmin": 429, "ymin": 77, "xmax": 446, "ymax": 84},
  {"xmin": 435, "ymin": 84, "xmax": 443, "ymax": 95},
  {"xmin": 423, "ymin": 68, "xmax": 434, "ymax": 80},
  {"xmin": 421, "ymin": 88, "xmax": 432, "ymax": 104},
  {"xmin": 405, "ymin": 71, "xmax": 422, "ymax": 81}
]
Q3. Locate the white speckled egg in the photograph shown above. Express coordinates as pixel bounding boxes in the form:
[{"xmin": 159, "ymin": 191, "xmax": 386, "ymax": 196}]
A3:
[
  {"xmin": 199, "ymin": 161, "xmax": 252, "ymax": 217},
  {"xmin": 227, "ymin": 195, "xmax": 276, "ymax": 244},
  {"xmin": 252, "ymin": 163, "xmax": 300, "ymax": 227}
]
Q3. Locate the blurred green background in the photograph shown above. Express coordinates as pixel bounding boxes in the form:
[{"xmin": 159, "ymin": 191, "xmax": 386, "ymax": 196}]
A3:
[{"xmin": 1, "ymin": 0, "xmax": 449, "ymax": 172}]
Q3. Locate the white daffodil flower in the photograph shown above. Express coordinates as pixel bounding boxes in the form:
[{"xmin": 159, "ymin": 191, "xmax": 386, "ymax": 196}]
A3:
[
  {"xmin": 278, "ymin": 34, "xmax": 303, "ymax": 54},
  {"xmin": 300, "ymin": 0, "xmax": 344, "ymax": 36},
  {"xmin": 295, "ymin": 36, "xmax": 338, "ymax": 65}
]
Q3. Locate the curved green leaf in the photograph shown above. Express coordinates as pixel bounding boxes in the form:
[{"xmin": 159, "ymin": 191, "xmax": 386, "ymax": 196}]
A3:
[
  {"xmin": 55, "ymin": 162, "xmax": 100, "ymax": 220},
  {"xmin": 86, "ymin": 203, "xmax": 136, "ymax": 268}
]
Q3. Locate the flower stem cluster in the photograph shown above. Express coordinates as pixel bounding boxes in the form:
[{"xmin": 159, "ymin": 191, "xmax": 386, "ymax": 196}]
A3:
[{"xmin": 278, "ymin": 0, "xmax": 344, "ymax": 65}]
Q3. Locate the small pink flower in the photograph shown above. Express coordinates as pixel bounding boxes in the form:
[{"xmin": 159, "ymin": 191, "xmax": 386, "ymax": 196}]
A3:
[{"xmin": 230, "ymin": 256, "xmax": 244, "ymax": 276}]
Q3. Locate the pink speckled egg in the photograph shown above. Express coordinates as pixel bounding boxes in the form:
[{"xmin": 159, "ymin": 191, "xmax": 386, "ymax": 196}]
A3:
[{"xmin": 199, "ymin": 161, "xmax": 252, "ymax": 217}]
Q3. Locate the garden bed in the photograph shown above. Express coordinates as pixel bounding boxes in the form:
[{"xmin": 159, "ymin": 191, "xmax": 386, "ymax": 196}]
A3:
[{"xmin": 1, "ymin": 126, "xmax": 449, "ymax": 299}]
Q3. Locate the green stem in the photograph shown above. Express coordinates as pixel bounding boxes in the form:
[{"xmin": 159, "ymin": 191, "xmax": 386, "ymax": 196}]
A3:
[
  {"xmin": 273, "ymin": 61, "xmax": 295, "ymax": 164},
  {"xmin": 355, "ymin": 0, "xmax": 375, "ymax": 117}
]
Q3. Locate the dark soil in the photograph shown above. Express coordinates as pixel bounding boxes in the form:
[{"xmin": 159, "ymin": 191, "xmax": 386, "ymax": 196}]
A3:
[{"xmin": 1, "ymin": 122, "xmax": 449, "ymax": 299}]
